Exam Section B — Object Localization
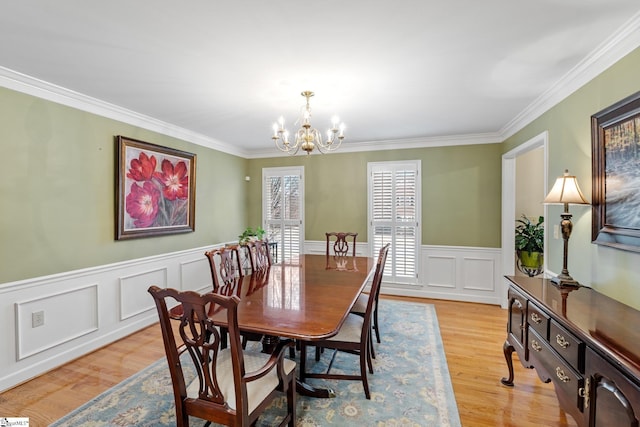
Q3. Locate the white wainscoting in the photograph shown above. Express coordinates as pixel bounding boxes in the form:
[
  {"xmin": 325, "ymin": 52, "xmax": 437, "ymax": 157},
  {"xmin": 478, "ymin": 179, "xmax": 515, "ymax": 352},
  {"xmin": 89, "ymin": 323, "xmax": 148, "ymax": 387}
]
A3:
[
  {"xmin": 0, "ymin": 242, "xmax": 501, "ymax": 392},
  {"xmin": 419, "ymin": 245, "xmax": 502, "ymax": 304},
  {"xmin": 0, "ymin": 245, "xmax": 216, "ymax": 393},
  {"xmin": 306, "ymin": 241, "xmax": 502, "ymax": 304},
  {"xmin": 15, "ymin": 284, "xmax": 99, "ymax": 361}
]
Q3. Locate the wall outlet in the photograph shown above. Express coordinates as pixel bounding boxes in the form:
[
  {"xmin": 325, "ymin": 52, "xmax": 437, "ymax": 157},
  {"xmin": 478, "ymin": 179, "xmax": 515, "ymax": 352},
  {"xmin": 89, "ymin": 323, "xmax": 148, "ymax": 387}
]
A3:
[{"xmin": 32, "ymin": 310, "xmax": 44, "ymax": 328}]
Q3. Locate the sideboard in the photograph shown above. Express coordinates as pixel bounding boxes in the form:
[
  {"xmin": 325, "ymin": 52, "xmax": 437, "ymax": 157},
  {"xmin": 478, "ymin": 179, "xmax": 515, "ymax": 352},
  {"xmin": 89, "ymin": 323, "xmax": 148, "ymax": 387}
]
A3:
[{"xmin": 502, "ymin": 275, "xmax": 640, "ymax": 426}]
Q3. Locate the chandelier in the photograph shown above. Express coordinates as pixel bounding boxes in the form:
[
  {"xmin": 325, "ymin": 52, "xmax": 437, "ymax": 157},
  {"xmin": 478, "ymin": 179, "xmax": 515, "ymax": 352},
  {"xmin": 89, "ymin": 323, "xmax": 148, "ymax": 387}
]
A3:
[{"xmin": 272, "ymin": 91, "xmax": 345, "ymax": 155}]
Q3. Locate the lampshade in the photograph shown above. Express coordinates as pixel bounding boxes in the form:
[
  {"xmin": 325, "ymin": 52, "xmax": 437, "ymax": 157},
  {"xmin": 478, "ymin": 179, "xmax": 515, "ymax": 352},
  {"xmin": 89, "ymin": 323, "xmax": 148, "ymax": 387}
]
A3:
[{"xmin": 544, "ymin": 170, "xmax": 589, "ymax": 205}]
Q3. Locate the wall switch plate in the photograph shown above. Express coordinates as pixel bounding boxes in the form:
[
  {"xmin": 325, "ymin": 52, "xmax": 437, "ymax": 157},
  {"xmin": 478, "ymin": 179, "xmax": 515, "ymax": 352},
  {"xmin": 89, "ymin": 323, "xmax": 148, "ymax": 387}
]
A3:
[
  {"xmin": 32, "ymin": 310, "xmax": 44, "ymax": 328},
  {"xmin": 553, "ymin": 225, "xmax": 560, "ymax": 239}
]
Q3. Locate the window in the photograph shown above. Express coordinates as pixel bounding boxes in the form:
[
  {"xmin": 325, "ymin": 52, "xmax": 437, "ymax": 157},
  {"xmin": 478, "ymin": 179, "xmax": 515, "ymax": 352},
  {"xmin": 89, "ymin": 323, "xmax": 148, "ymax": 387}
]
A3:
[
  {"xmin": 368, "ymin": 161, "xmax": 421, "ymax": 284},
  {"xmin": 262, "ymin": 167, "xmax": 304, "ymax": 263}
]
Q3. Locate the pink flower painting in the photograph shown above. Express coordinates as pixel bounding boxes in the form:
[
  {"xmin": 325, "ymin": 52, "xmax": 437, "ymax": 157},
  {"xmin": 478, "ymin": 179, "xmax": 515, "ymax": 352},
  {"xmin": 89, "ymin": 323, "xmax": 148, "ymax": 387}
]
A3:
[{"xmin": 118, "ymin": 137, "xmax": 195, "ymax": 239}]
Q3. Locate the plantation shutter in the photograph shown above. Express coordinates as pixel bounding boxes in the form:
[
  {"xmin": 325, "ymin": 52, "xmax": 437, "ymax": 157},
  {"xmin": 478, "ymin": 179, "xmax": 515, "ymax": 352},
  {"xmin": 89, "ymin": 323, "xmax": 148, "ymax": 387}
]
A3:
[
  {"xmin": 368, "ymin": 161, "xmax": 421, "ymax": 284},
  {"xmin": 263, "ymin": 167, "xmax": 304, "ymax": 263}
]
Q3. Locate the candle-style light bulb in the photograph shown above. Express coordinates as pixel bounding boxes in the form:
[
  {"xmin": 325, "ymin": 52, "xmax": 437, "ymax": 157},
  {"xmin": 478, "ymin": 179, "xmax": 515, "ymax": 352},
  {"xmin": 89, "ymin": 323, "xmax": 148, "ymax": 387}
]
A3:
[
  {"xmin": 272, "ymin": 123, "xmax": 279, "ymax": 137},
  {"xmin": 278, "ymin": 116, "xmax": 285, "ymax": 129},
  {"xmin": 339, "ymin": 123, "xmax": 345, "ymax": 137},
  {"xmin": 331, "ymin": 115, "xmax": 340, "ymax": 128}
]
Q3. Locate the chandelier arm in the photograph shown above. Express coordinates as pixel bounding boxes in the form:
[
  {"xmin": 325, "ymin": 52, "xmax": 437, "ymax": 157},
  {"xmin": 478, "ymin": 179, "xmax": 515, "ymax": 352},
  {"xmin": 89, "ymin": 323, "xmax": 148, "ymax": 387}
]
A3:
[{"xmin": 274, "ymin": 133, "xmax": 301, "ymax": 154}]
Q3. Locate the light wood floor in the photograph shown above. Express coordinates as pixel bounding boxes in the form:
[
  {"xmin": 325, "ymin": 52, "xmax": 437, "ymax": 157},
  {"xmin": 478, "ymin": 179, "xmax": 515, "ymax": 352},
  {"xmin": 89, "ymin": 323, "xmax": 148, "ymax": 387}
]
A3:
[{"xmin": 0, "ymin": 296, "xmax": 578, "ymax": 427}]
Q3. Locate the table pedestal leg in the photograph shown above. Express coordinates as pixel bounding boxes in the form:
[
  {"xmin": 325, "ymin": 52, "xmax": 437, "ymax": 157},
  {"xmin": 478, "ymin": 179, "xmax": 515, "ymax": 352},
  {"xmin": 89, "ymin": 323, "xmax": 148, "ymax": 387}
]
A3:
[{"xmin": 261, "ymin": 335, "xmax": 336, "ymax": 398}]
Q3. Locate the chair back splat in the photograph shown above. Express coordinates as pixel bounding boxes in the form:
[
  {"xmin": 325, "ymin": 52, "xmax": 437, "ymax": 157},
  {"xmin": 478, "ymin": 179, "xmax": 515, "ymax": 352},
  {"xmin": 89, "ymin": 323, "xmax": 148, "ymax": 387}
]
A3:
[
  {"xmin": 246, "ymin": 239, "xmax": 273, "ymax": 274},
  {"xmin": 205, "ymin": 246, "xmax": 243, "ymax": 295},
  {"xmin": 326, "ymin": 232, "xmax": 358, "ymax": 257},
  {"xmin": 148, "ymin": 286, "xmax": 296, "ymax": 427}
]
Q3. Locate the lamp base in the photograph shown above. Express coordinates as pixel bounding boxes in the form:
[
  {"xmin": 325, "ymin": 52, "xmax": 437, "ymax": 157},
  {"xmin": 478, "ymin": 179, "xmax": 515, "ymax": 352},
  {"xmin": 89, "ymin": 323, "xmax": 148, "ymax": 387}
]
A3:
[{"xmin": 550, "ymin": 275, "xmax": 581, "ymax": 288}]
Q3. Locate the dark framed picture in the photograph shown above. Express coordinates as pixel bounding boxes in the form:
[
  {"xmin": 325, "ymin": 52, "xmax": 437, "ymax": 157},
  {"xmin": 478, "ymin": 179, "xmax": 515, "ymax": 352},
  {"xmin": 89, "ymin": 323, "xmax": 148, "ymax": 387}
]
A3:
[
  {"xmin": 591, "ymin": 91, "xmax": 640, "ymax": 252},
  {"xmin": 116, "ymin": 136, "xmax": 196, "ymax": 240}
]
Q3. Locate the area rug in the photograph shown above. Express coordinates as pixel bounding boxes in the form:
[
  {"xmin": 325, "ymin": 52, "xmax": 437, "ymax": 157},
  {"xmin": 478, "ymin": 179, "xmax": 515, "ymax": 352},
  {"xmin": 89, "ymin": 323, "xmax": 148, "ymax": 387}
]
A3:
[{"xmin": 50, "ymin": 300, "xmax": 461, "ymax": 426}]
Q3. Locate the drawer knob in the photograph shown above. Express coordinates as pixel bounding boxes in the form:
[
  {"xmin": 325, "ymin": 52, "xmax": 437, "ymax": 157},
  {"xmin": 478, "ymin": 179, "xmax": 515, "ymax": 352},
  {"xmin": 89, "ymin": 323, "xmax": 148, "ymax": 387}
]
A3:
[
  {"xmin": 530, "ymin": 312, "xmax": 542, "ymax": 324},
  {"xmin": 556, "ymin": 367, "xmax": 570, "ymax": 383},
  {"xmin": 556, "ymin": 334, "xmax": 570, "ymax": 349},
  {"xmin": 531, "ymin": 339, "xmax": 542, "ymax": 352}
]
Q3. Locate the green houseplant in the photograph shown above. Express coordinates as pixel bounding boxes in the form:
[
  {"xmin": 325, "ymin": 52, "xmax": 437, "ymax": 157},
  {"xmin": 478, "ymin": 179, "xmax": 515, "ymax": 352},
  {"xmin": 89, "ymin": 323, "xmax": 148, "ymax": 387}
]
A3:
[
  {"xmin": 238, "ymin": 226, "xmax": 266, "ymax": 245},
  {"xmin": 515, "ymin": 215, "xmax": 544, "ymax": 269}
]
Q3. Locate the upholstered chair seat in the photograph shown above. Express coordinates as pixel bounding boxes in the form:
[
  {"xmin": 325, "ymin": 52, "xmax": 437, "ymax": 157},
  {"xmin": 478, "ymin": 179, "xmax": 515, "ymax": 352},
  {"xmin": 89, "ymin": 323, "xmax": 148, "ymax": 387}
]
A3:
[{"xmin": 186, "ymin": 349, "xmax": 296, "ymax": 413}]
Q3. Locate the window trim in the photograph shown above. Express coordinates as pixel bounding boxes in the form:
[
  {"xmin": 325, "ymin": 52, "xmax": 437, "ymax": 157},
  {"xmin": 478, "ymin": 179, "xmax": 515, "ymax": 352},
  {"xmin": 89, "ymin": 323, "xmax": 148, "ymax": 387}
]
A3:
[
  {"xmin": 262, "ymin": 166, "xmax": 305, "ymax": 263},
  {"xmin": 367, "ymin": 160, "xmax": 421, "ymax": 285}
]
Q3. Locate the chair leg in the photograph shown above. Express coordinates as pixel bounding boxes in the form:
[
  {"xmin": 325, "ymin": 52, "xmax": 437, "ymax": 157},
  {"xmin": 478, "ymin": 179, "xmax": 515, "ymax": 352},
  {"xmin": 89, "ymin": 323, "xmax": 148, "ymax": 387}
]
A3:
[
  {"xmin": 299, "ymin": 343, "xmax": 307, "ymax": 381},
  {"xmin": 373, "ymin": 305, "xmax": 381, "ymax": 343},
  {"xmin": 366, "ymin": 334, "xmax": 374, "ymax": 374},
  {"xmin": 369, "ymin": 325, "xmax": 376, "ymax": 359},
  {"xmin": 360, "ymin": 344, "xmax": 371, "ymax": 399},
  {"xmin": 287, "ymin": 373, "xmax": 296, "ymax": 427},
  {"xmin": 289, "ymin": 339, "xmax": 296, "ymax": 359}
]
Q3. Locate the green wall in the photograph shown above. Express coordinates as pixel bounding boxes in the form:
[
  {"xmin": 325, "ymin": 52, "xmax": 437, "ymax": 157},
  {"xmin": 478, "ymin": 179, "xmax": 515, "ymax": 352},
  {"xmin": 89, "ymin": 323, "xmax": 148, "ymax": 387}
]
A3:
[
  {"xmin": 246, "ymin": 144, "xmax": 503, "ymax": 247},
  {"xmin": 504, "ymin": 46, "xmax": 640, "ymax": 308},
  {"xmin": 5, "ymin": 44, "xmax": 640, "ymax": 310},
  {"xmin": 0, "ymin": 87, "xmax": 248, "ymax": 283}
]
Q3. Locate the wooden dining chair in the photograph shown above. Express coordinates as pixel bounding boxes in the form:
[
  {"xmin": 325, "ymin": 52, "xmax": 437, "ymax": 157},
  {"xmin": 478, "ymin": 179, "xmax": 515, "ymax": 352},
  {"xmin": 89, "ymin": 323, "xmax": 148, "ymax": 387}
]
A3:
[
  {"xmin": 148, "ymin": 286, "xmax": 296, "ymax": 427},
  {"xmin": 326, "ymin": 232, "xmax": 358, "ymax": 257},
  {"xmin": 205, "ymin": 245, "xmax": 244, "ymax": 295},
  {"xmin": 205, "ymin": 245, "xmax": 262, "ymax": 348},
  {"xmin": 350, "ymin": 244, "xmax": 388, "ymax": 357},
  {"xmin": 299, "ymin": 243, "xmax": 390, "ymax": 399},
  {"xmin": 246, "ymin": 239, "xmax": 273, "ymax": 274},
  {"xmin": 169, "ymin": 246, "xmax": 243, "ymax": 322}
]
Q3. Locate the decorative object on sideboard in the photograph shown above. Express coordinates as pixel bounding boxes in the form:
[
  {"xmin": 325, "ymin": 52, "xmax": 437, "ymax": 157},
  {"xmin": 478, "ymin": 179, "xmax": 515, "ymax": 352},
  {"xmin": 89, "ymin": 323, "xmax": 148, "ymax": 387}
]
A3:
[
  {"xmin": 543, "ymin": 169, "xmax": 589, "ymax": 287},
  {"xmin": 514, "ymin": 214, "xmax": 544, "ymax": 277},
  {"xmin": 272, "ymin": 91, "xmax": 345, "ymax": 155}
]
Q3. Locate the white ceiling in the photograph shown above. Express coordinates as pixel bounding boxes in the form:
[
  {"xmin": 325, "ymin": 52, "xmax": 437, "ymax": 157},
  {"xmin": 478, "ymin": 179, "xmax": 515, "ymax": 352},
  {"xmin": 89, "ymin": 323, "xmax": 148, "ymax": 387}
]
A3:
[{"xmin": 2, "ymin": 1, "xmax": 640, "ymax": 158}]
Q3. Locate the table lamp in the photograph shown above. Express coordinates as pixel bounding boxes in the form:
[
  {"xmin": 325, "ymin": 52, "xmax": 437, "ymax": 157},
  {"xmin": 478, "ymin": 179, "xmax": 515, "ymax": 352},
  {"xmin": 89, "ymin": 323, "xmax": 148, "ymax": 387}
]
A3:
[{"xmin": 543, "ymin": 169, "xmax": 589, "ymax": 287}]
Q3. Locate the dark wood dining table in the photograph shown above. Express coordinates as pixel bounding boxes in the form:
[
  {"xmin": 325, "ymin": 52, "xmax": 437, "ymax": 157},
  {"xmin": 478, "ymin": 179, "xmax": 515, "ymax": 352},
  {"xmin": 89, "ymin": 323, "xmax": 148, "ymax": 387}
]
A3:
[{"xmin": 208, "ymin": 254, "xmax": 376, "ymax": 397}]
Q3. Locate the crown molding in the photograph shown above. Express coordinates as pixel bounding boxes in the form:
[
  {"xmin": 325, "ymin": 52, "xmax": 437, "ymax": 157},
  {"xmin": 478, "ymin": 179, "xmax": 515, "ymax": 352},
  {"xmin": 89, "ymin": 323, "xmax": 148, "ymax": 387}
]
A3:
[
  {"xmin": 2, "ymin": 11, "xmax": 640, "ymax": 159},
  {"xmin": 0, "ymin": 66, "xmax": 246, "ymax": 158},
  {"xmin": 500, "ymin": 11, "xmax": 640, "ymax": 140}
]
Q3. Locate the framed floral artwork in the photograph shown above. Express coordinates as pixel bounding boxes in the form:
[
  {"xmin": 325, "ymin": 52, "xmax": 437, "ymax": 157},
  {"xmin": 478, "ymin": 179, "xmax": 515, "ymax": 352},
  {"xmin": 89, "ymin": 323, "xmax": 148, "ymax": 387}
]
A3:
[{"xmin": 116, "ymin": 136, "xmax": 196, "ymax": 240}]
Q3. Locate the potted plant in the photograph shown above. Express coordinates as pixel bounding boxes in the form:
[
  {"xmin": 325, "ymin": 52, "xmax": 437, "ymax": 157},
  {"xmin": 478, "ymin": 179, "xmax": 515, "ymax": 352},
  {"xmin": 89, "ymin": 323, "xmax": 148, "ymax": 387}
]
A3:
[
  {"xmin": 238, "ymin": 226, "xmax": 266, "ymax": 245},
  {"xmin": 515, "ymin": 215, "xmax": 544, "ymax": 270}
]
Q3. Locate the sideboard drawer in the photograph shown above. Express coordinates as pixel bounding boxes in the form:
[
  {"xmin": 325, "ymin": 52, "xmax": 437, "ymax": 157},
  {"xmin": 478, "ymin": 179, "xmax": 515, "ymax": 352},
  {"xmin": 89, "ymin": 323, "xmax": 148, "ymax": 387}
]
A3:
[
  {"xmin": 528, "ymin": 301, "xmax": 549, "ymax": 339},
  {"xmin": 529, "ymin": 328, "xmax": 584, "ymax": 411},
  {"xmin": 550, "ymin": 320, "xmax": 584, "ymax": 373}
]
